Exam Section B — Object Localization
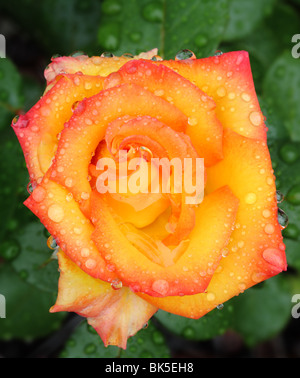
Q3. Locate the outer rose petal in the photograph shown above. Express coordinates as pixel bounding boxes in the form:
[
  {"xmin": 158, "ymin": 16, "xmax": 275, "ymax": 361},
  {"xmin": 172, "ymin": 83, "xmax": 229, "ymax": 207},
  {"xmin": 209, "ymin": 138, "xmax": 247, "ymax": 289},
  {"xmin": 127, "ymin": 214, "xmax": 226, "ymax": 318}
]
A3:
[
  {"xmin": 138, "ymin": 129, "xmax": 286, "ymax": 318},
  {"xmin": 162, "ymin": 51, "xmax": 267, "ymax": 141},
  {"xmin": 12, "ymin": 74, "xmax": 104, "ymax": 181},
  {"xmin": 44, "ymin": 50, "xmax": 158, "ymax": 85},
  {"xmin": 24, "ymin": 176, "xmax": 117, "ymax": 282},
  {"xmin": 50, "ymin": 251, "xmax": 157, "ymax": 349},
  {"xmin": 91, "ymin": 186, "xmax": 239, "ymax": 297}
]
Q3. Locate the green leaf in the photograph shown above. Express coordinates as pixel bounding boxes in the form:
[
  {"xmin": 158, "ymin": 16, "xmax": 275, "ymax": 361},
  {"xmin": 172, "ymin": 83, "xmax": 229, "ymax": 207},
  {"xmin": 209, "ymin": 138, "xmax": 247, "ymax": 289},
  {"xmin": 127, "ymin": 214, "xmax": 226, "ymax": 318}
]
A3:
[
  {"xmin": 231, "ymin": 276, "xmax": 291, "ymax": 346},
  {"xmin": 0, "ymin": 129, "xmax": 28, "ymax": 242},
  {"xmin": 97, "ymin": 0, "xmax": 229, "ymax": 59},
  {"xmin": 0, "ymin": 264, "xmax": 65, "ymax": 341},
  {"xmin": 155, "ymin": 303, "xmax": 234, "ymax": 341},
  {"xmin": 263, "ymin": 51, "xmax": 300, "ymax": 142},
  {"xmin": 223, "ymin": 0, "xmax": 276, "ymax": 41},
  {"xmin": 11, "ymin": 222, "xmax": 60, "ymax": 293},
  {"xmin": 60, "ymin": 320, "xmax": 170, "ymax": 358},
  {"xmin": 267, "ymin": 138, "xmax": 300, "ymax": 271},
  {"xmin": 0, "ymin": 58, "xmax": 23, "ymax": 130},
  {"xmin": 0, "ymin": 0, "xmax": 102, "ymax": 56}
]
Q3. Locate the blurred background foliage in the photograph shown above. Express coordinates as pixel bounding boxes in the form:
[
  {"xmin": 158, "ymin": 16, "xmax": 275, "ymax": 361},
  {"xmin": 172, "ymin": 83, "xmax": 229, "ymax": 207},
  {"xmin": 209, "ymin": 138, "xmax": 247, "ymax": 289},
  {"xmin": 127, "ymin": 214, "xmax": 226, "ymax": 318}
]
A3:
[{"xmin": 0, "ymin": 0, "xmax": 300, "ymax": 358}]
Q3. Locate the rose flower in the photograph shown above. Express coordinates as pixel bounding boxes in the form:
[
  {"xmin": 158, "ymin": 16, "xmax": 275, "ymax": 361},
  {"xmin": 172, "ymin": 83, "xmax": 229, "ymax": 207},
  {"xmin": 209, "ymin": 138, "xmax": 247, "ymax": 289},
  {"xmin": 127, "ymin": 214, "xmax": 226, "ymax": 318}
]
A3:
[{"xmin": 12, "ymin": 49, "xmax": 287, "ymax": 349}]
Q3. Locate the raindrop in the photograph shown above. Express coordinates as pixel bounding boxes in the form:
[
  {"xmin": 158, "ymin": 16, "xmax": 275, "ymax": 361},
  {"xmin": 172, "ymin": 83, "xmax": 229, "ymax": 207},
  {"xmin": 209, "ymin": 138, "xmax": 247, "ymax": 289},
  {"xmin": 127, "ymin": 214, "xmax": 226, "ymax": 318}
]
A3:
[
  {"xmin": 249, "ymin": 111, "xmax": 262, "ymax": 126},
  {"xmin": 71, "ymin": 101, "xmax": 86, "ymax": 115},
  {"xmin": 152, "ymin": 279, "xmax": 169, "ymax": 295},
  {"xmin": 175, "ymin": 49, "xmax": 196, "ymax": 61},
  {"xmin": 100, "ymin": 52, "xmax": 114, "ymax": 58},
  {"xmin": 27, "ymin": 181, "xmax": 37, "ymax": 194},
  {"xmin": 151, "ymin": 55, "xmax": 163, "ymax": 61},
  {"xmin": 47, "ymin": 235, "xmax": 58, "ymax": 250},
  {"xmin": 217, "ymin": 303, "xmax": 224, "ymax": 310},
  {"xmin": 122, "ymin": 53, "xmax": 134, "ymax": 59},
  {"xmin": 276, "ymin": 190, "xmax": 284, "ymax": 204},
  {"xmin": 277, "ymin": 208, "xmax": 289, "ymax": 229},
  {"xmin": 12, "ymin": 114, "xmax": 29, "ymax": 128},
  {"xmin": 214, "ymin": 50, "xmax": 223, "ymax": 56},
  {"xmin": 70, "ymin": 51, "xmax": 85, "ymax": 57},
  {"xmin": 111, "ymin": 279, "xmax": 123, "ymax": 290},
  {"xmin": 47, "ymin": 204, "xmax": 65, "ymax": 223}
]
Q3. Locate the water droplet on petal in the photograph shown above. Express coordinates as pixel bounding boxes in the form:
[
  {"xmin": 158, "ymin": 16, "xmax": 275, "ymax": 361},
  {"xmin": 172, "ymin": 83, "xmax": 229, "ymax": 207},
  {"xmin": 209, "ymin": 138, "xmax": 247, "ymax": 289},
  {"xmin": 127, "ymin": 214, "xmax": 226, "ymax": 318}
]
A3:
[
  {"xmin": 264, "ymin": 223, "xmax": 275, "ymax": 235},
  {"xmin": 100, "ymin": 52, "xmax": 114, "ymax": 58},
  {"xmin": 12, "ymin": 114, "xmax": 29, "ymax": 128},
  {"xmin": 71, "ymin": 101, "xmax": 86, "ymax": 115},
  {"xmin": 111, "ymin": 279, "xmax": 123, "ymax": 290},
  {"xmin": 206, "ymin": 292, "xmax": 216, "ymax": 301},
  {"xmin": 48, "ymin": 204, "xmax": 65, "ymax": 223},
  {"xmin": 47, "ymin": 235, "xmax": 58, "ymax": 250},
  {"xmin": 276, "ymin": 190, "xmax": 284, "ymax": 204},
  {"xmin": 262, "ymin": 248, "xmax": 285, "ymax": 271},
  {"xmin": 249, "ymin": 111, "xmax": 262, "ymax": 126},
  {"xmin": 32, "ymin": 186, "xmax": 46, "ymax": 202},
  {"xmin": 152, "ymin": 279, "xmax": 169, "ymax": 296},
  {"xmin": 245, "ymin": 192, "xmax": 257, "ymax": 205},
  {"xmin": 217, "ymin": 303, "xmax": 224, "ymax": 310},
  {"xmin": 175, "ymin": 49, "xmax": 196, "ymax": 61},
  {"xmin": 277, "ymin": 208, "xmax": 289, "ymax": 229}
]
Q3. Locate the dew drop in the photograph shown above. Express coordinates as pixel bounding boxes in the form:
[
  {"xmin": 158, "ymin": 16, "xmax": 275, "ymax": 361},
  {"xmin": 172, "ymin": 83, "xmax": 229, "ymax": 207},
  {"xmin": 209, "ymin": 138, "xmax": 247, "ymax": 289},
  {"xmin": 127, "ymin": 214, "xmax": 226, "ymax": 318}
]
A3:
[
  {"xmin": 245, "ymin": 192, "xmax": 257, "ymax": 205},
  {"xmin": 264, "ymin": 223, "xmax": 275, "ymax": 235},
  {"xmin": 175, "ymin": 49, "xmax": 196, "ymax": 61},
  {"xmin": 276, "ymin": 190, "xmax": 284, "ymax": 204},
  {"xmin": 152, "ymin": 279, "xmax": 169, "ymax": 296},
  {"xmin": 216, "ymin": 87, "xmax": 226, "ymax": 97},
  {"xmin": 151, "ymin": 55, "xmax": 163, "ymax": 61},
  {"xmin": 262, "ymin": 248, "xmax": 285, "ymax": 271},
  {"xmin": 32, "ymin": 186, "xmax": 46, "ymax": 202},
  {"xmin": 217, "ymin": 303, "xmax": 224, "ymax": 310},
  {"xmin": 100, "ymin": 52, "xmax": 114, "ymax": 58},
  {"xmin": 12, "ymin": 114, "xmax": 29, "ymax": 128},
  {"xmin": 188, "ymin": 116, "xmax": 198, "ymax": 126},
  {"xmin": 241, "ymin": 92, "xmax": 251, "ymax": 102},
  {"xmin": 85, "ymin": 258, "xmax": 96, "ymax": 269},
  {"xmin": 47, "ymin": 235, "xmax": 58, "ymax": 250},
  {"xmin": 277, "ymin": 208, "xmax": 289, "ymax": 229},
  {"xmin": 249, "ymin": 111, "xmax": 262, "ymax": 126},
  {"xmin": 111, "ymin": 278, "xmax": 123, "ymax": 290},
  {"xmin": 48, "ymin": 204, "xmax": 65, "ymax": 223},
  {"xmin": 27, "ymin": 181, "xmax": 37, "ymax": 194},
  {"xmin": 71, "ymin": 100, "xmax": 86, "ymax": 115},
  {"xmin": 206, "ymin": 292, "xmax": 216, "ymax": 301}
]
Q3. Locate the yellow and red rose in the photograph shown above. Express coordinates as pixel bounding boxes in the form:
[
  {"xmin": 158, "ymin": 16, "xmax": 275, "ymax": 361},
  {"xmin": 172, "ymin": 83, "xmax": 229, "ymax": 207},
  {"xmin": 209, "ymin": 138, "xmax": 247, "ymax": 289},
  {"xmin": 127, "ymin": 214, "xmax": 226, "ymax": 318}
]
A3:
[{"xmin": 12, "ymin": 49, "xmax": 287, "ymax": 349}]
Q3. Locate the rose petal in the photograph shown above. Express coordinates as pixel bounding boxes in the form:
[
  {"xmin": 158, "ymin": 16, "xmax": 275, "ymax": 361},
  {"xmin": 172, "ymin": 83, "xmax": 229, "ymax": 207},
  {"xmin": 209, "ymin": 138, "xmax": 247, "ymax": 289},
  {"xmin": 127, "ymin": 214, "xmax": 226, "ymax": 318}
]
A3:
[
  {"xmin": 162, "ymin": 51, "xmax": 267, "ymax": 141},
  {"xmin": 12, "ymin": 74, "xmax": 104, "ymax": 181},
  {"xmin": 138, "ymin": 129, "xmax": 286, "ymax": 318},
  {"xmin": 24, "ymin": 176, "xmax": 117, "ymax": 281},
  {"xmin": 50, "ymin": 251, "xmax": 157, "ymax": 349},
  {"xmin": 90, "ymin": 186, "xmax": 239, "ymax": 297}
]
